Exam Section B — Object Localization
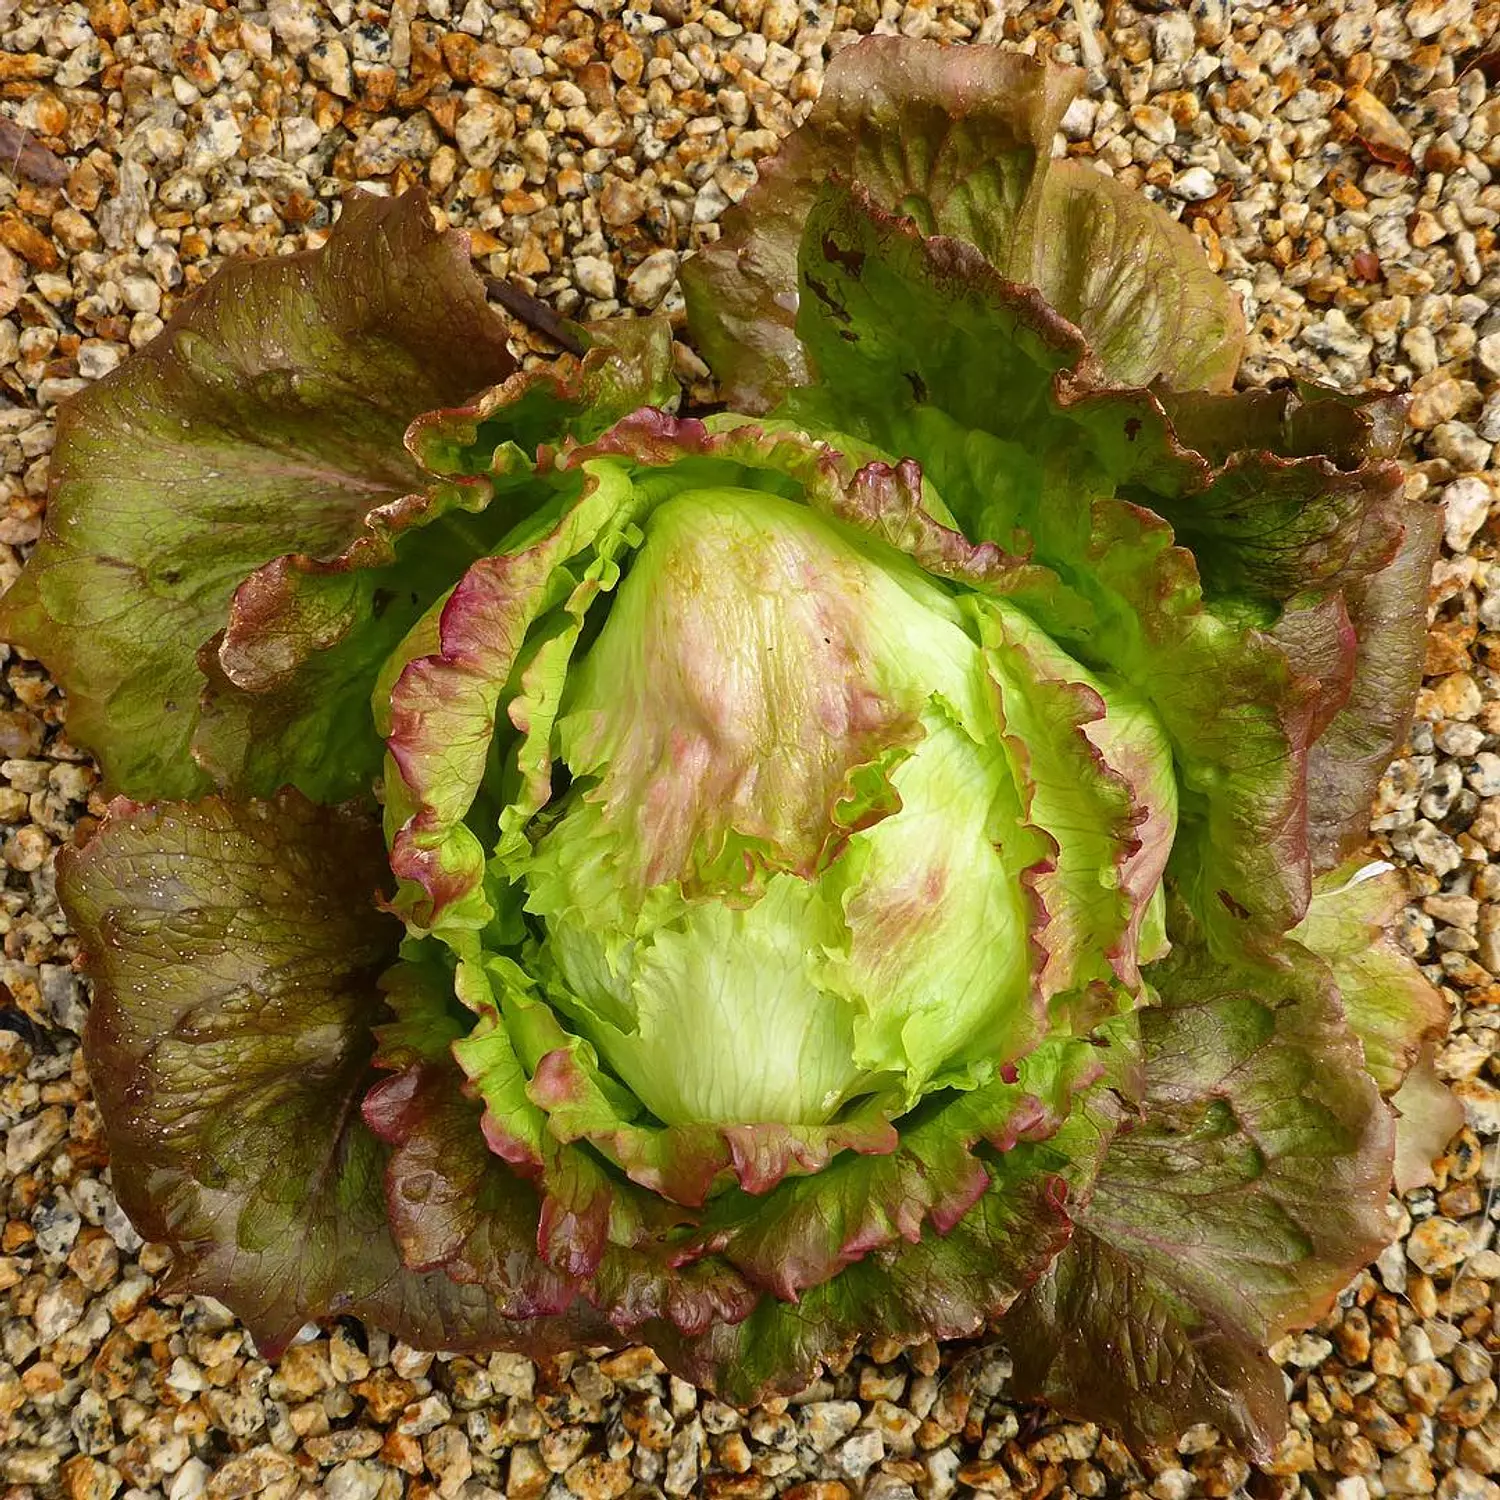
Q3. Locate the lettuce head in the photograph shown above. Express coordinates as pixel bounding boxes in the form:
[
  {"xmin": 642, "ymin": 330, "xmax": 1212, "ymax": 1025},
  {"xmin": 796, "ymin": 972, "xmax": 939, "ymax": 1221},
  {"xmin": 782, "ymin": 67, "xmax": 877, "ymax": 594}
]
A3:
[{"xmin": 1, "ymin": 39, "xmax": 1459, "ymax": 1459}]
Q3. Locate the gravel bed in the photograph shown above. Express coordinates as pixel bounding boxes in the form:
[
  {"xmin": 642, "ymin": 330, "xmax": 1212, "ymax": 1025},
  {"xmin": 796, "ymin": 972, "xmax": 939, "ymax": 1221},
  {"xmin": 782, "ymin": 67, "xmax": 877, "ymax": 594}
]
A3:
[{"xmin": 2, "ymin": 2, "xmax": 1500, "ymax": 1499}]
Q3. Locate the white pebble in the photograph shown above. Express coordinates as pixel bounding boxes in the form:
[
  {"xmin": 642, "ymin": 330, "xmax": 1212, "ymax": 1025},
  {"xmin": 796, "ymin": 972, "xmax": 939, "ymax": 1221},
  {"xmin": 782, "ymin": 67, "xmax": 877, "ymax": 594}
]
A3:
[
  {"xmin": 1170, "ymin": 166, "xmax": 1217, "ymax": 201},
  {"xmin": 627, "ymin": 249, "xmax": 678, "ymax": 309},
  {"xmin": 572, "ymin": 254, "xmax": 617, "ymax": 299},
  {"xmin": 1443, "ymin": 476, "xmax": 1495, "ymax": 552},
  {"xmin": 168, "ymin": 1459, "xmax": 210, "ymax": 1500}
]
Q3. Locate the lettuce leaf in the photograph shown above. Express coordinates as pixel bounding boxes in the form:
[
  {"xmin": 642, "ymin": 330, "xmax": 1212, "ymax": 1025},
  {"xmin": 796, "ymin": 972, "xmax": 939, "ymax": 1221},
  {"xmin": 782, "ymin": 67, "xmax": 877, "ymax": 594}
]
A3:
[
  {"xmin": 682, "ymin": 38, "xmax": 1241, "ymax": 410},
  {"xmin": 57, "ymin": 791, "xmax": 582, "ymax": 1357},
  {"xmin": 1004, "ymin": 907, "xmax": 1396, "ymax": 1459},
  {"xmin": 0, "ymin": 191, "xmax": 516, "ymax": 799}
]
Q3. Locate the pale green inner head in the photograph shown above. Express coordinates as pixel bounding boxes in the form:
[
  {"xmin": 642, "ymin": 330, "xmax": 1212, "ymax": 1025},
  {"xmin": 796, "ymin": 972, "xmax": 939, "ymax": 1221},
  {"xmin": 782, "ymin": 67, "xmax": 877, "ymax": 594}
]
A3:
[{"xmin": 504, "ymin": 485, "xmax": 1173, "ymax": 1127}]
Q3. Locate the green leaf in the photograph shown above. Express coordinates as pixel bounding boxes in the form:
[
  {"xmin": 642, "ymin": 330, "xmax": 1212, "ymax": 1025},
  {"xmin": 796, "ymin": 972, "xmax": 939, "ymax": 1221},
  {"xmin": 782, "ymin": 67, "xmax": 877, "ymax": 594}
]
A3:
[
  {"xmin": 1003, "ymin": 1227, "xmax": 1292, "ymax": 1463},
  {"xmin": 369, "ymin": 984, "xmax": 1112, "ymax": 1404},
  {"xmin": 533, "ymin": 870, "xmax": 870, "ymax": 1127},
  {"xmin": 817, "ymin": 704, "xmax": 1039, "ymax": 1095},
  {"xmin": 547, "ymin": 482, "xmax": 983, "ymax": 906},
  {"xmin": 681, "ymin": 39, "xmax": 1240, "ymax": 408},
  {"xmin": 382, "ymin": 459, "xmax": 643, "ymax": 936},
  {"xmin": 1292, "ymin": 861, "xmax": 1451, "ymax": 1096},
  {"xmin": 1293, "ymin": 860, "xmax": 1461, "ymax": 1188},
  {"xmin": 0, "ymin": 191, "xmax": 516, "ymax": 799},
  {"xmin": 969, "ymin": 597, "xmax": 1169, "ymax": 1000},
  {"xmin": 1028, "ymin": 157, "xmax": 1243, "ymax": 393},
  {"xmin": 1304, "ymin": 504, "xmax": 1440, "ymax": 870},
  {"xmin": 194, "ymin": 318, "xmax": 678, "ymax": 804}
]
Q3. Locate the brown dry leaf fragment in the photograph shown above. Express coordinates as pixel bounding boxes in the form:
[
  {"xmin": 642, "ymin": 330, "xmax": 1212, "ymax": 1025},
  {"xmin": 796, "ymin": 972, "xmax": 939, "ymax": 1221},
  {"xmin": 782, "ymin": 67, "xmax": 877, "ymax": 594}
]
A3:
[{"xmin": 0, "ymin": 118, "xmax": 67, "ymax": 188}]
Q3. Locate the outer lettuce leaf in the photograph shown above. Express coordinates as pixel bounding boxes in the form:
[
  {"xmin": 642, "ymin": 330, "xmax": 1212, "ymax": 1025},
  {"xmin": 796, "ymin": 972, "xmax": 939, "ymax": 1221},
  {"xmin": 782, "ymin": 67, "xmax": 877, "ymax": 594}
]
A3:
[
  {"xmin": 1028, "ymin": 157, "xmax": 1244, "ymax": 392},
  {"xmin": 59, "ymin": 792, "xmax": 565, "ymax": 1357},
  {"xmin": 1293, "ymin": 862, "xmax": 1450, "ymax": 1095},
  {"xmin": 678, "ymin": 1021, "xmax": 1128, "ymax": 1300},
  {"xmin": 787, "ymin": 175, "xmax": 1433, "ymax": 884},
  {"xmin": 365, "ymin": 971, "xmax": 812, "ymax": 1348},
  {"xmin": 195, "ymin": 320, "xmax": 677, "ymax": 804},
  {"xmin": 1003, "ymin": 910, "xmax": 1395, "ymax": 1460},
  {"xmin": 1145, "ymin": 389, "xmax": 1407, "ymax": 602},
  {"xmin": 0, "ymin": 190, "xmax": 516, "ymax": 799},
  {"xmin": 191, "ymin": 468, "xmax": 502, "ymax": 805},
  {"xmin": 1303, "ymin": 505, "xmax": 1440, "ymax": 869},
  {"xmin": 364, "ymin": 973, "xmax": 625, "ymax": 1313},
  {"xmin": 451, "ymin": 316, "xmax": 680, "ymax": 463},
  {"xmin": 681, "ymin": 39, "xmax": 1241, "ymax": 409},
  {"xmin": 1067, "ymin": 474, "xmax": 1316, "ymax": 946},
  {"xmin": 1148, "ymin": 387, "xmax": 1431, "ymax": 870},
  {"xmin": 1293, "ymin": 861, "xmax": 1461, "ymax": 1187},
  {"xmin": 781, "ymin": 179, "xmax": 1208, "ymax": 515},
  {"xmin": 651, "ymin": 1044, "xmax": 1131, "ymax": 1404},
  {"xmin": 653, "ymin": 1148, "xmax": 1077, "ymax": 1405},
  {"xmin": 1004, "ymin": 1229, "xmax": 1290, "ymax": 1465},
  {"xmin": 1268, "ymin": 594, "xmax": 1359, "ymax": 745},
  {"xmin": 366, "ymin": 1054, "xmax": 736, "ymax": 1336}
]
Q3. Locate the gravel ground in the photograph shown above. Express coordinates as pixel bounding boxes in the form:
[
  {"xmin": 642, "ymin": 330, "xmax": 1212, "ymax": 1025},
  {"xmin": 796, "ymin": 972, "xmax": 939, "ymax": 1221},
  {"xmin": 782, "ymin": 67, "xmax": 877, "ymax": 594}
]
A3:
[{"xmin": 2, "ymin": 2, "xmax": 1500, "ymax": 1499}]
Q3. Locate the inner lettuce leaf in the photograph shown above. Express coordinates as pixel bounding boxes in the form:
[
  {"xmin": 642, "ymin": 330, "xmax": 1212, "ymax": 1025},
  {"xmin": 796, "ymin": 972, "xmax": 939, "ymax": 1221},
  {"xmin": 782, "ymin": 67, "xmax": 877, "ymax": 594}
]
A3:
[
  {"xmin": 381, "ymin": 417, "xmax": 1166, "ymax": 1119},
  {"xmin": 362, "ymin": 408, "xmax": 1168, "ymax": 1356},
  {"xmin": 539, "ymin": 873, "xmax": 871, "ymax": 1127},
  {"xmin": 546, "ymin": 485, "xmax": 976, "ymax": 902},
  {"xmin": 362, "ymin": 940, "xmax": 1131, "ymax": 1398}
]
